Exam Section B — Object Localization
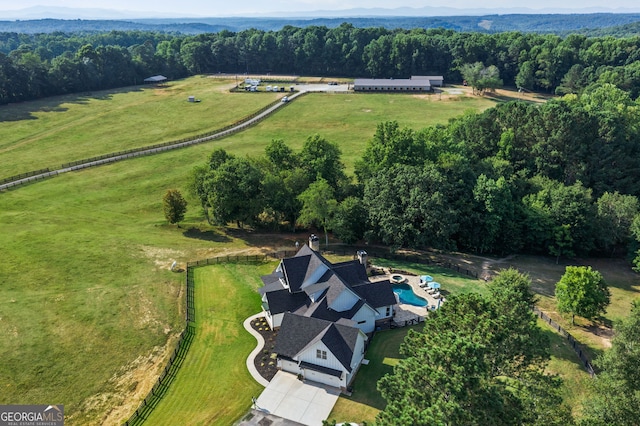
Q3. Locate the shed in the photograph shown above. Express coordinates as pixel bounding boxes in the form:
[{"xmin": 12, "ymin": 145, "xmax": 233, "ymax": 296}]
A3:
[{"xmin": 144, "ymin": 75, "xmax": 168, "ymax": 83}]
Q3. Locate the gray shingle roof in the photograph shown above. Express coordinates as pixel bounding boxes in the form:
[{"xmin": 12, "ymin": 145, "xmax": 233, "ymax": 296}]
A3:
[
  {"xmin": 265, "ymin": 289, "xmax": 309, "ymax": 315},
  {"xmin": 353, "ymin": 78, "xmax": 430, "ymax": 89},
  {"xmin": 273, "ymin": 313, "xmax": 361, "ymax": 372},
  {"xmin": 352, "ymin": 280, "xmax": 397, "ymax": 309},
  {"xmin": 281, "ymin": 255, "xmax": 312, "ymax": 293},
  {"xmin": 332, "ymin": 260, "xmax": 368, "ymax": 285},
  {"xmin": 303, "ymin": 297, "xmax": 365, "ymax": 324}
]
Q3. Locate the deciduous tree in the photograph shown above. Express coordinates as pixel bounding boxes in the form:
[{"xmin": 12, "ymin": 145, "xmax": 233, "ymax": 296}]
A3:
[
  {"xmin": 555, "ymin": 266, "xmax": 610, "ymax": 325},
  {"xmin": 331, "ymin": 196, "xmax": 367, "ymax": 244},
  {"xmin": 297, "ymin": 178, "xmax": 337, "ymax": 246}
]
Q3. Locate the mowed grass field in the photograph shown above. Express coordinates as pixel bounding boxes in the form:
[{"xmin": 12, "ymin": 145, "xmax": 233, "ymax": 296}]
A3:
[
  {"xmin": 0, "ymin": 78, "xmax": 495, "ymax": 178},
  {"xmin": 0, "ymin": 76, "xmax": 283, "ymax": 178},
  {"xmin": 0, "ymin": 77, "xmax": 497, "ymax": 425},
  {"xmin": 143, "ymin": 263, "xmax": 271, "ymax": 425}
]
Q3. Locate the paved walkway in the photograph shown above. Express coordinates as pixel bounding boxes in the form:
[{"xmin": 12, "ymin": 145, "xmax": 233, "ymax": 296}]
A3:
[
  {"xmin": 241, "ymin": 315, "xmax": 339, "ymax": 425},
  {"xmin": 371, "ymin": 272, "xmax": 445, "ymax": 325},
  {"xmin": 242, "ymin": 312, "xmax": 270, "ymax": 387}
]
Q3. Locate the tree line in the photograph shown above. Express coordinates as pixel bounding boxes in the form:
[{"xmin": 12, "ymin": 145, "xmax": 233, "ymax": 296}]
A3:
[
  {"xmin": 3, "ymin": 26, "xmax": 640, "ymax": 104},
  {"xmin": 191, "ymin": 84, "xmax": 640, "ymax": 267}
]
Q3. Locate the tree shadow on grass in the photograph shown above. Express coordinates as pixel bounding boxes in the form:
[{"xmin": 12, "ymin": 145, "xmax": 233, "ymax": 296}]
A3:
[
  {"xmin": 183, "ymin": 227, "xmax": 232, "ymax": 243},
  {"xmin": 0, "ymin": 85, "xmax": 145, "ymax": 123},
  {"xmin": 540, "ymin": 325, "xmax": 603, "ymax": 374}
]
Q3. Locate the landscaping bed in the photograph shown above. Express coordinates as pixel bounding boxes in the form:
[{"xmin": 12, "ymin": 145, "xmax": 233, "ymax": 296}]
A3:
[{"xmin": 250, "ymin": 316, "xmax": 279, "ymax": 381}]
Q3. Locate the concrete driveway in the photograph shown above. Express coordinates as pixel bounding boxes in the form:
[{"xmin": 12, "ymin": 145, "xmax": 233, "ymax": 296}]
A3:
[{"xmin": 254, "ymin": 371, "xmax": 340, "ymax": 426}]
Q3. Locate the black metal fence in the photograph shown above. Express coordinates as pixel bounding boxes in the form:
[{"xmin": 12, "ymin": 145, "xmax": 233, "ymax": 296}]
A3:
[
  {"xmin": 122, "ymin": 324, "xmax": 195, "ymax": 426},
  {"xmin": 322, "ymin": 246, "xmax": 595, "ymax": 376},
  {"xmin": 532, "ymin": 307, "xmax": 596, "ymax": 377},
  {"xmin": 322, "ymin": 247, "xmax": 480, "ymax": 279},
  {"xmin": 123, "ymin": 263, "xmax": 197, "ymax": 426},
  {"xmin": 122, "ymin": 254, "xmax": 275, "ymax": 425},
  {"xmin": 122, "ymin": 247, "xmax": 594, "ymax": 424}
]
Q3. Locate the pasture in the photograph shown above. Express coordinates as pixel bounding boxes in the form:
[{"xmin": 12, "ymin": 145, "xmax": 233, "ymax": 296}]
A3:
[
  {"xmin": 0, "ymin": 76, "xmax": 281, "ymax": 178},
  {"xmin": 0, "ymin": 76, "xmax": 496, "ymax": 424},
  {"xmin": 142, "ymin": 263, "xmax": 270, "ymax": 425}
]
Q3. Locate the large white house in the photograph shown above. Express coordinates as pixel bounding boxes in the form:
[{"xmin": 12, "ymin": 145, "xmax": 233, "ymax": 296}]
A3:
[{"xmin": 259, "ymin": 239, "xmax": 397, "ymax": 389}]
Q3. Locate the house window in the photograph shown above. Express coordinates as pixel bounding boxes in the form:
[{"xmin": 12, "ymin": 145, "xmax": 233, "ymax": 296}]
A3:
[
  {"xmin": 316, "ymin": 349, "xmax": 327, "ymax": 359},
  {"xmin": 357, "ymin": 320, "xmax": 366, "ymax": 324},
  {"xmin": 386, "ymin": 307, "xmax": 391, "ymax": 316}
]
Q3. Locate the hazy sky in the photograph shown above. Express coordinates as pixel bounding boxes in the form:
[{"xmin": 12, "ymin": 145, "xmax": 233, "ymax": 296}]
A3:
[{"xmin": 1, "ymin": 0, "xmax": 640, "ymax": 16}]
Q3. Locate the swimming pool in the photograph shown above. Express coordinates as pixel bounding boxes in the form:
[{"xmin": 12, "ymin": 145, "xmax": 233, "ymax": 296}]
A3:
[{"xmin": 392, "ymin": 283, "xmax": 428, "ymax": 307}]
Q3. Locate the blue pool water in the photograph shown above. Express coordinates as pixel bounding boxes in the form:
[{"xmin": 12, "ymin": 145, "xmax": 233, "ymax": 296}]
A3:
[{"xmin": 392, "ymin": 283, "xmax": 428, "ymax": 307}]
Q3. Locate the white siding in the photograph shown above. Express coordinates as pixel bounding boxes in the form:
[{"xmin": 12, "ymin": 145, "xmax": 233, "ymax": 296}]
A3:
[
  {"xmin": 270, "ymin": 313, "xmax": 284, "ymax": 329},
  {"xmin": 351, "ymin": 305, "xmax": 377, "ymax": 333},
  {"xmin": 304, "ymin": 282, "xmax": 330, "ymax": 302},
  {"xmin": 265, "ymin": 310, "xmax": 274, "ymax": 329},
  {"xmin": 377, "ymin": 304, "xmax": 395, "ymax": 320},
  {"xmin": 329, "ymin": 289, "xmax": 360, "ymax": 312},
  {"xmin": 345, "ymin": 333, "xmax": 366, "ymax": 386},
  {"xmin": 299, "ymin": 341, "xmax": 346, "ymax": 372},
  {"xmin": 351, "ymin": 334, "xmax": 366, "ymax": 370}
]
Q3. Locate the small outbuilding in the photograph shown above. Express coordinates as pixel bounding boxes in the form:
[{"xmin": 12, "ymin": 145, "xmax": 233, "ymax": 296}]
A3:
[{"xmin": 143, "ymin": 75, "xmax": 168, "ymax": 84}]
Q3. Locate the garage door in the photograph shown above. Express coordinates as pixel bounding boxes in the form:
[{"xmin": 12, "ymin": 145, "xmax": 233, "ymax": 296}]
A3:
[{"xmin": 304, "ymin": 368, "xmax": 343, "ymax": 388}]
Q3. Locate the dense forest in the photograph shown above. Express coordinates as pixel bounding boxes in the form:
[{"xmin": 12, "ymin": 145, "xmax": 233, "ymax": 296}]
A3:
[
  {"xmin": 192, "ymin": 83, "xmax": 640, "ymax": 262},
  {"xmin": 4, "ymin": 25, "xmax": 640, "ymax": 104}
]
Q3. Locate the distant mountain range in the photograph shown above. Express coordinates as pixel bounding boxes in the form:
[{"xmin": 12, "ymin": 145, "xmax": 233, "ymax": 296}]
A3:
[
  {"xmin": 3, "ymin": 5, "xmax": 640, "ymax": 20},
  {"xmin": 2, "ymin": 8, "xmax": 640, "ymax": 35}
]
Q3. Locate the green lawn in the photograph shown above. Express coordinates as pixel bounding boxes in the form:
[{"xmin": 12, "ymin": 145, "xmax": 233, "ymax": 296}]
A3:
[
  {"xmin": 329, "ymin": 254, "xmax": 632, "ymax": 422},
  {"xmin": 326, "ymin": 258, "xmax": 485, "ymax": 423},
  {"xmin": 327, "ymin": 325, "xmax": 422, "ymax": 424},
  {"xmin": 0, "ymin": 153, "xmax": 266, "ymax": 425},
  {"xmin": 540, "ymin": 320, "xmax": 593, "ymax": 419},
  {"xmin": 210, "ymin": 91, "xmax": 495, "ymax": 170},
  {"xmin": 0, "ymin": 76, "xmax": 283, "ymax": 178},
  {"xmin": 494, "ymin": 255, "xmax": 640, "ymax": 361},
  {"xmin": 143, "ymin": 262, "xmax": 274, "ymax": 425},
  {"xmin": 0, "ymin": 78, "xmax": 497, "ymax": 180},
  {"xmin": 369, "ymin": 257, "xmax": 488, "ymax": 297},
  {"xmin": 0, "ymin": 79, "xmax": 505, "ymax": 424}
]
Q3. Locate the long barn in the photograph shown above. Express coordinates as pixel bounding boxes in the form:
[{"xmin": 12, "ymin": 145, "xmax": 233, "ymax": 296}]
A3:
[{"xmin": 353, "ymin": 75, "xmax": 443, "ymax": 92}]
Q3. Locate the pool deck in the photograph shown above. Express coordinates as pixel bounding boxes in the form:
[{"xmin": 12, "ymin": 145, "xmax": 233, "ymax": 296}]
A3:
[{"xmin": 371, "ymin": 273, "xmax": 445, "ymax": 325}]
